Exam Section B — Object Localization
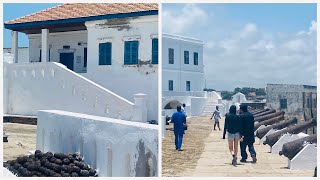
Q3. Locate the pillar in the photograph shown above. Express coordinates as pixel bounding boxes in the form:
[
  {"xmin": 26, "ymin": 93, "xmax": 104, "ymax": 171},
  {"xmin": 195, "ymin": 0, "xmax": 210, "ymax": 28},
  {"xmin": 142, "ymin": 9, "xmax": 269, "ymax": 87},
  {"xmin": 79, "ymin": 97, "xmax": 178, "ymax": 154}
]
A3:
[
  {"xmin": 134, "ymin": 93, "xmax": 147, "ymax": 122},
  {"xmin": 41, "ymin": 29, "xmax": 49, "ymax": 62},
  {"xmin": 11, "ymin": 31, "xmax": 18, "ymax": 63}
]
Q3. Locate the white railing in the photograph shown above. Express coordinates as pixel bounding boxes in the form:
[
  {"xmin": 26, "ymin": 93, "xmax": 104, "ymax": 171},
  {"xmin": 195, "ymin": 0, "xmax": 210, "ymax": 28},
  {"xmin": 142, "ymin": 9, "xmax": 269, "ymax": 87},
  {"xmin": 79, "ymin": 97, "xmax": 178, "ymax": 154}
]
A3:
[
  {"xmin": 4, "ymin": 62, "xmax": 146, "ymax": 122},
  {"xmin": 37, "ymin": 110, "xmax": 158, "ymax": 176}
]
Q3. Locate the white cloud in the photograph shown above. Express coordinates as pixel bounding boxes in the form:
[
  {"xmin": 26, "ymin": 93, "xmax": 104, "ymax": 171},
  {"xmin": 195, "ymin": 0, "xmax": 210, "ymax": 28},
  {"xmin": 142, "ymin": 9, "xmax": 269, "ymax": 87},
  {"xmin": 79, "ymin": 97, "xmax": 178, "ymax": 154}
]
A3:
[
  {"xmin": 162, "ymin": 4, "xmax": 209, "ymax": 34},
  {"xmin": 204, "ymin": 20, "xmax": 317, "ymax": 90}
]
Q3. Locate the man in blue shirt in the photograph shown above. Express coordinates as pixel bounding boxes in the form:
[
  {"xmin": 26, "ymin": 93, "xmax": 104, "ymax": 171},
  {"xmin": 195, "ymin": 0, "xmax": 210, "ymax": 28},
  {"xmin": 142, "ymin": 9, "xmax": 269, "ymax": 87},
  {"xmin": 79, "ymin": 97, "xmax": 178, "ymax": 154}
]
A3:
[{"xmin": 171, "ymin": 105, "xmax": 187, "ymax": 151}]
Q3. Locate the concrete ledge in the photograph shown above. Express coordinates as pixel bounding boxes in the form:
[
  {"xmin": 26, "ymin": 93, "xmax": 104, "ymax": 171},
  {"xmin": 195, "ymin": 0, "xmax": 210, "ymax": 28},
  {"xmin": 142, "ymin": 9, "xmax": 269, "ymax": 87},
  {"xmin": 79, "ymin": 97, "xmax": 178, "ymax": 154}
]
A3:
[{"xmin": 36, "ymin": 110, "xmax": 158, "ymax": 177}]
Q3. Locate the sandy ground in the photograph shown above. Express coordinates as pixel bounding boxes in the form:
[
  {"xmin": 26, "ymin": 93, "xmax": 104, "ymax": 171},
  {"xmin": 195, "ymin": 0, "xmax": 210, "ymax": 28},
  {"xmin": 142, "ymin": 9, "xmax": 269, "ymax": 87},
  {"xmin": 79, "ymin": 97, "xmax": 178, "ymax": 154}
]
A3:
[
  {"xmin": 162, "ymin": 116, "xmax": 314, "ymax": 177},
  {"xmin": 162, "ymin": 116, "xmax": 213, "ymax": 177},
  {"xmin": 3, "ymin": 123, "xmax": 37, "ymax": 162}
]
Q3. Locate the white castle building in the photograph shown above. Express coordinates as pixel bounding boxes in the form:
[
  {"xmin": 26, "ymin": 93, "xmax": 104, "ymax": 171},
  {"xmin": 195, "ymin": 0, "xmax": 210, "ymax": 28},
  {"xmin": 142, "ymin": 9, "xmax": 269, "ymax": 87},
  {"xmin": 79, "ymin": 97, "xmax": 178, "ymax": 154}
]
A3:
[
  {"xmin": 162, "ymin": 33, "xmax": 224, "ymax": 117},
  {"xmin": 3, "ymin": 3, "xmax": 158, "ymax": 176}
]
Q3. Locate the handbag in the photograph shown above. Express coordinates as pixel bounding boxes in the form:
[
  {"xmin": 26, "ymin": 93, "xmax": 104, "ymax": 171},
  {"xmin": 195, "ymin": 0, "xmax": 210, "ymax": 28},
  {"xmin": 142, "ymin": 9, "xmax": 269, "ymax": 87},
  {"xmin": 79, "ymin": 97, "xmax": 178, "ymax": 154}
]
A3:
[{"xmin": 183, "ymin": 123, "xmax": 188, "ymax": 130}]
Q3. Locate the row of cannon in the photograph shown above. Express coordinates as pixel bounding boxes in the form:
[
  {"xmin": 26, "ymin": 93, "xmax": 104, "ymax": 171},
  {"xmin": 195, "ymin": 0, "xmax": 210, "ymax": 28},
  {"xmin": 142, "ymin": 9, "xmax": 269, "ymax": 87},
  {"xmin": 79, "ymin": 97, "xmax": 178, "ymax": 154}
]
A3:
[{"xmin": 250, "ymin": 108, "xmax": 317, "ymax": 175}]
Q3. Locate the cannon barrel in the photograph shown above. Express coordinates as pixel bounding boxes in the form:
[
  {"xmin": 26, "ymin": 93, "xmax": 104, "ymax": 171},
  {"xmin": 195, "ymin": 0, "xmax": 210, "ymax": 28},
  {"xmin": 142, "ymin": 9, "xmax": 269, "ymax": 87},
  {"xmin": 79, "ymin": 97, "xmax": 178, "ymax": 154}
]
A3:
[
  {"xmin": 279, "ymin": 134, "xmax": 317, "ymax": 159},
  {"xmin": 256, "ymin": 118, "xmax": 298, "ymax": 139},
  {"xmin": 254, "ymin": 111, "xmax": 285, "ymax": 122},
  {"xmin": 254, "ymin": 114, "xmax": 284, "ymax": 131},
  {"xmin": 263, "ymin": 118, "xmax": 317, "ymax": 146},
  {"xmin": 251, "ymin": 108, "xmax": 269, "ymax": 115},
  {"xmin": 253, "ymin": 109, "xmax": 276, "ymax": 118}
]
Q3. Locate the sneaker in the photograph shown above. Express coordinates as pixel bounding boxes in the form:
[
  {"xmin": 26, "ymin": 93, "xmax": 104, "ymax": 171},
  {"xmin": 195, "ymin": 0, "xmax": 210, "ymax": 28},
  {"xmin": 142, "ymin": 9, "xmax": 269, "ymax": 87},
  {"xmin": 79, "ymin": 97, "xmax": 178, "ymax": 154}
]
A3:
[
  {"xmin": 178, "ymin": 149, "xmax": 182, "ymax": 151},
  {"xmin": 252, "ymin": 155, "xmax": 257, "ymax": 163},
  {"xmin": 232, "ymin": 155, "xmax": 237, "ymax": 166},
  {"xmin": 240, "ymin": 159, "xmax": 247, "ymax": 163}
]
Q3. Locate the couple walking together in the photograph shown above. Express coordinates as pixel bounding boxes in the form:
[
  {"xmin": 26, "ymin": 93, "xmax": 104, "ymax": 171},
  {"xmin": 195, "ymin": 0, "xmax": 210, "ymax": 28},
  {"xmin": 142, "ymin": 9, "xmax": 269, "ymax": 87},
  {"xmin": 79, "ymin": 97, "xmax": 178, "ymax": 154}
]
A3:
[{"xmin": 212, "ymin": 105, "xmax": 257, "ymax": 165}]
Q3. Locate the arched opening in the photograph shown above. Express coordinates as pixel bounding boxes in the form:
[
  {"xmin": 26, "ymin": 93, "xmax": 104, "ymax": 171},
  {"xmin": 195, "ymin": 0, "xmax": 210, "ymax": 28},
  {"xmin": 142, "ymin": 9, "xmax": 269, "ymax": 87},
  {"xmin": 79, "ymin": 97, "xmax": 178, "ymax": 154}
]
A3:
[{"xmin": 164, "ymin": 100, "xmax": 182, "ymax": 109}]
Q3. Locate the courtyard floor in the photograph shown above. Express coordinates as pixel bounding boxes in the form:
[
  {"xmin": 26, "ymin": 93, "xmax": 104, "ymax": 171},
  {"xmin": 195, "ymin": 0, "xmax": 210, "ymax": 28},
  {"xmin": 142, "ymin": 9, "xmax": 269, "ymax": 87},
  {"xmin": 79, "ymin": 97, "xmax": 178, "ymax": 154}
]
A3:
[
  {"xmin": 3, "ymin": 123, "xmax": 37, "ymax": 162},
  {"xmin": 162, "ymin": 116, "xmax": 314, "ymax": 177}
]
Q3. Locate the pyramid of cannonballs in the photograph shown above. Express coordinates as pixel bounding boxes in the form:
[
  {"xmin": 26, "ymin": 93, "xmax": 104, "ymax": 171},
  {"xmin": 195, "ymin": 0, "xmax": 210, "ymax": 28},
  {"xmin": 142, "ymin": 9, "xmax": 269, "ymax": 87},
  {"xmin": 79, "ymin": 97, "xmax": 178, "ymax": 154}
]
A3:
[{"xmin": 3, "ymin": 150, "xmax": 97, "ymax": 177}]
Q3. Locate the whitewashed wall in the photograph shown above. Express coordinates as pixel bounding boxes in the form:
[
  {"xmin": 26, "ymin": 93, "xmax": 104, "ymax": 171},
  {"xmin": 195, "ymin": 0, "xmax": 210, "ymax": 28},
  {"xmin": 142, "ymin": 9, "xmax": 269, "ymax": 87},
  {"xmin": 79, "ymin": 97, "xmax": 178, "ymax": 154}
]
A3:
[
  {"xmin": 28, "ymin": 31, "xmax": 88, "ymax": 73},
  {"xmin": 232, "ymin": 92, "xmax": 247, "ymax": 104},
  {"xmin": 3, "ymin": 47, "xmax": 29, "ymax": 64},
  {"xmin": 162, "ymin": 34, "xmax": 204, "ymax": 92},
  {"xmin": 37, "ymin": 110, "xmax": 158, "ymax": 177},
  {"xmin": 84, "ymin": 15, "xmax": 158, "ymax": 122},
  {"xmin": 4, "ymin": 62, "xmax": 147, "ymax": 122}
]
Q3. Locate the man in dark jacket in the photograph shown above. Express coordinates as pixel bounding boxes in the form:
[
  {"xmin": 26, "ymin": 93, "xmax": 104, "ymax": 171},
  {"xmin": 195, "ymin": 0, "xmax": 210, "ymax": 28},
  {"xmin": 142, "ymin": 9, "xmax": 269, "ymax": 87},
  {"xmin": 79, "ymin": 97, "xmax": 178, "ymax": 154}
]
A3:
[
  {"xmin": 239, "ymin": 104, "xmax": 257, "ymax": 163},
  {"xmin": 171, "ymin": 105, "xmax": 187, "ymax": 151}
]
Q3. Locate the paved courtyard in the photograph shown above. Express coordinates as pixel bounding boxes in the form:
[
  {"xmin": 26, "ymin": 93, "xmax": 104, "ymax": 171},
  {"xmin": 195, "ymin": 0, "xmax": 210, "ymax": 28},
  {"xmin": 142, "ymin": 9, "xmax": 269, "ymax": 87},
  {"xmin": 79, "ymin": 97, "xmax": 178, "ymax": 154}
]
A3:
[{"xmin": 162, "ymin": 116, "xmax": 314, "ymax": 177}]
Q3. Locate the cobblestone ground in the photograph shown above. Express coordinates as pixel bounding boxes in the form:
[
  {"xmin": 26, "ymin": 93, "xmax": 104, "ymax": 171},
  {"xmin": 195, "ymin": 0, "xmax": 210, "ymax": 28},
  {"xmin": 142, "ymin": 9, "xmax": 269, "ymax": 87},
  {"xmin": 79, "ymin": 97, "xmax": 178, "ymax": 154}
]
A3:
[{"xmin": 162, "ymin": 116, "xmax": 314, "ymax": 177}]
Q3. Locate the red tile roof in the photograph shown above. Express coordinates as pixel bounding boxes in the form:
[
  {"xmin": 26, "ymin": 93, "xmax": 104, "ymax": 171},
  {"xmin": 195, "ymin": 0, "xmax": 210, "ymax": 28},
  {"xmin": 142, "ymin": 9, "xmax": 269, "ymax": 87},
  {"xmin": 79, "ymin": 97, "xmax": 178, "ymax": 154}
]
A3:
[{"xmin": 5, "ymin": 3, "xmax": 158, "ymax": 24}]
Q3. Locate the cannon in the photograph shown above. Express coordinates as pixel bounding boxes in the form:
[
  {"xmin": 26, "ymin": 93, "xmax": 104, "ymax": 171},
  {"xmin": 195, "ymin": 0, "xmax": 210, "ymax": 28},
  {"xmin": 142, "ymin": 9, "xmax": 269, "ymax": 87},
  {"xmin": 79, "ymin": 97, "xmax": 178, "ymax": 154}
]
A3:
[
  {"xmin": 253, "ymin": 109, "xmax": 275, "ymax": 118},
  {"xmin": 254, "ymin": 111, "xmax": 285, "ymax": 122},
  {"xmin": 263, "ymin": 118, "xmax": 317, "ymax": 146},
  {"xmin": 251, "ymin": 108, "xmax": 269, "ymax": 116},
  {"xmin": 256, "ymin": 118, "xmax": 298, "ymax": 139},
  {"xmin": 254, "ymin": 114, "xmax": 284, "ymax": 131},
  {"xmin": 279, "ymin": 134, "xmax": 317, "ymax": 160}
]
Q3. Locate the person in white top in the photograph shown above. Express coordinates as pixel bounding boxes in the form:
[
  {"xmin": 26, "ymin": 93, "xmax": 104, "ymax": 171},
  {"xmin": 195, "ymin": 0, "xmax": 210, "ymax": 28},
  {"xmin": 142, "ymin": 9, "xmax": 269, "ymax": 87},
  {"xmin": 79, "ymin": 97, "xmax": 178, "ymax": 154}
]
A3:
[
  {"xmin": 181, "ymin": 103, "xmax": 187, "ymax": 117},
  {"xmin": 210, "ymin": 106, "xmax": 221, "ymax": 130}
]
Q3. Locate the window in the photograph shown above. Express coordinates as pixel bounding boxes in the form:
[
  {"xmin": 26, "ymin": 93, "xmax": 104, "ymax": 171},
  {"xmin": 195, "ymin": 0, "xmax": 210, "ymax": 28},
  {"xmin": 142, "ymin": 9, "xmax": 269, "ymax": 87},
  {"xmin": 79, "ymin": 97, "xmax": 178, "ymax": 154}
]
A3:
[
  {"xmin": 169, "ymin": 48, "xmax": 174, "ymax": 64},
  {"xmin": 124, "ymin": 41, "xmax": 139, "ymax": 65},
  {"xmin": 186, "ymin": 81, "xmax": 191, "ymax": 91},
  {"xmin": 280, "ymin": 98, "xmax": 287, "ymax": 109},
  {"xmin": 169, "ymin": 80, "xmax": 173, "ymax": 91},
  {"xmin": 99, "ymin": 42, "xmax": 112, "ymax": 65},
  {"xmin": 194, "ymin": 52, "xmax": 198, "ymax": 65},
  {"xmin": 307, "ymin": 98, "xmax": 310, "ymax": 108},
  {"xmin": 184, "ymin": 51, "xmax": 189, "ymax": 64},
  {"xmin": 152, "ymin": 38, "xmax": 158, "ymax": 64},
  {"xmin": 84, "ymin": 48, "xmax": 87, "ymax": 68}
]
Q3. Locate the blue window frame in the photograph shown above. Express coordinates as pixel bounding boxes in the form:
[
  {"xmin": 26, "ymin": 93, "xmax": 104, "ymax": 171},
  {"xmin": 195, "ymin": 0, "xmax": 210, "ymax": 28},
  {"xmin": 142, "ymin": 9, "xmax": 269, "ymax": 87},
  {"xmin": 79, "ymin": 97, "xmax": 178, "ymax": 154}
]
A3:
[
  {"xmin": 99, "ymin": 42, "xmax": 112, "ymax": 65},
  {"xmin": 194, "ymin": 52, "xmax": 198, "ymax": 65},
  {"xmin": 124, "ymin": 41, "xmax": 139, "ymax": 65},
  {"xmin": 152, "ymin": 38, "xmax": 158, "ymax": 64},
  {"xmin": 280, "ymin": 98, "xmax": 287, "ymax": 109},
  {"xmin": 169, "ymin": 80, "xmax": 173, "ymax": 91},
  {"xmin": 186, "ymin": 81, "xmax": 191, "ymax": 91},
  {"xmin": 169, "ymin": 48, "xmax": 174, "ymax": 64},
  {"xmin": 184, "ymin": 51, "xmax": 189, "ymax": 64}
]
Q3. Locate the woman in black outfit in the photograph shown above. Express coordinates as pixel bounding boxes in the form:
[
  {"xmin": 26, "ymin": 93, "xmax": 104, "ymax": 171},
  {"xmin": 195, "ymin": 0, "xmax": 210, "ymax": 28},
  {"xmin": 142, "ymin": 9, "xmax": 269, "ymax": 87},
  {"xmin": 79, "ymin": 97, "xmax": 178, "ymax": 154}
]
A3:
[{"xmin": 223, "ymin": 105, "xmax": 242, "ymax": 165}]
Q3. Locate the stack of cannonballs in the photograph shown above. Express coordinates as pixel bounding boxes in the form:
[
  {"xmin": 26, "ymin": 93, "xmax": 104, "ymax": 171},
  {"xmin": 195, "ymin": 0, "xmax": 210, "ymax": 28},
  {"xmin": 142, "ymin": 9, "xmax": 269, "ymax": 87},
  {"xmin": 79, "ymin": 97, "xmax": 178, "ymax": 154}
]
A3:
[{"xmin": 3, "ymin": 150, "xmax": 97, "ymax": 177}]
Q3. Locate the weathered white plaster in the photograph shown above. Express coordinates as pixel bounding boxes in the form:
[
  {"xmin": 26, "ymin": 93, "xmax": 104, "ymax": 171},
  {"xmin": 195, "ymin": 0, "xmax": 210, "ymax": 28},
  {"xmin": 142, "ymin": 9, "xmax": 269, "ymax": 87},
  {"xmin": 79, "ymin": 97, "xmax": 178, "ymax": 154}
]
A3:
[
  {"xmin": 271, "ymin": 133, "xmax": 309, "ymax": 154},
  {"xmin": 83, "ymin": 15, "xmax": 158, "ymax": 122},
  {"xmin": 4, "ymin": 62, "xmax": 147, "ymax": 122},
  {"xmin": 3, "ymin": 47, "xmax": 29, "ymax": 64},
  {"xmin": 231, "ymin": 92, "xmax": 247, "ymax": 104},
  {"xmin": 288, "ymin": 144, "xmax": 317, "ymax": 170},
  {"xmin": 36, "ymin": 110, "xmax": 158, "ymax": 177}
]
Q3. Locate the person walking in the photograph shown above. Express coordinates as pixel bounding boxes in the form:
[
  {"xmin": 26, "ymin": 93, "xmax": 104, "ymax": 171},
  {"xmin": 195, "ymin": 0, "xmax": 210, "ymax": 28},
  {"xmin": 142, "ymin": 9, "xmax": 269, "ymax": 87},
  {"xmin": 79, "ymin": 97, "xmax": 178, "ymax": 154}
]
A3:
[
  {"xmin": 210, "ymin": 106, "xmax": 221, "ymax": 130},
  {"xmin": 171, "ymin": 105, "xmax": 187, "ymax": 151},
  {"xmin": 239, "ymin": 104, "xmax": 257, "ymax": 163},
  {"xmin": 223, "ymin": 105, "xmax": 242, "ymax": 166}
]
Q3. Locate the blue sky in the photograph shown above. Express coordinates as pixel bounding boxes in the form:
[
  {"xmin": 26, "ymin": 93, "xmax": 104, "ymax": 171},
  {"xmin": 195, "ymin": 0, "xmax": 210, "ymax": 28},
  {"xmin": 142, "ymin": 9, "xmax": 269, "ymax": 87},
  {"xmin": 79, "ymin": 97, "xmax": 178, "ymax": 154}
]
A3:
[
  {"xmin": 163, "ymin": 3, "xmax": 317, "ymax": 91},
  {"xmin": 3, "ymin": 3, "xmax": 60, "ymax": 48}
]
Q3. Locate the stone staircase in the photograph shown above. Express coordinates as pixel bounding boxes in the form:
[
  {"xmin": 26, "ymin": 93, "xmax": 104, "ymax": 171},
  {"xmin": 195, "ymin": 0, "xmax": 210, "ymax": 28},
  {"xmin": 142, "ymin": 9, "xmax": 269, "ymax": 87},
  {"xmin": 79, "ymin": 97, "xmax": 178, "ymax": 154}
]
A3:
[{"xmin": 201, "ymin": 100, "xmax": 218, "ymax": 116}]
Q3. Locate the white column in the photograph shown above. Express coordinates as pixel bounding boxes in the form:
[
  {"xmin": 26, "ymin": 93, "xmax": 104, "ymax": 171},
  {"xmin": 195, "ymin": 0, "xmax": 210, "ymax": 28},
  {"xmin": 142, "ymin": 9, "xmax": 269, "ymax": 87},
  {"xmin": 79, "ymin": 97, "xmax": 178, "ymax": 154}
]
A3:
[
  {"xmin": 11, "ymin": 31, "xmax": 18, "ymax": 63},
  {"xmin": 134, "ymin": 93, "xmax": 147, "ymax": 122},
  {"xmin": 41, "ymin": 29, "xmax": 49, "ymax": 62}
]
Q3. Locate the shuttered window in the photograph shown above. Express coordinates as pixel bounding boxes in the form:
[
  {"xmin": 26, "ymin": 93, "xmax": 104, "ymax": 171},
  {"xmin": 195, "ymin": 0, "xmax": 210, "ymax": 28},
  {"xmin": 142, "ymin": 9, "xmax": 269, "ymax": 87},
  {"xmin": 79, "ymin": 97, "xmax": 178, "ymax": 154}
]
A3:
[
  {"xmin": 186, "ymin": 81, "xmax": 191, "ymax": 91},
  {"xmin": 169, "ymin": 48, "xmax": 174, "ymax": 64},
  {"xmin": 194, "ymin": 52, "xmax": 198, "ymax": 65},
  {"xmin": 169, "ymin": 80, "xmax": 173, "ymax": 91},
  {"xmin": 99, "ymin": 42, "xmax": 112, "ymax": 65},
  {"xmin": 124, "ymin": 41, "xmax": 139, "ymax": 65},
  {"xmin": 152, "ymin": 38, "xmax": 158, "ymax": 64},
  {"xmin": 280, "ymin": 98, "xmax": 287, "ymax": 109},
  {"xmin": 184, "ymin": 51, "xmax": 189, "ymax": 64}
]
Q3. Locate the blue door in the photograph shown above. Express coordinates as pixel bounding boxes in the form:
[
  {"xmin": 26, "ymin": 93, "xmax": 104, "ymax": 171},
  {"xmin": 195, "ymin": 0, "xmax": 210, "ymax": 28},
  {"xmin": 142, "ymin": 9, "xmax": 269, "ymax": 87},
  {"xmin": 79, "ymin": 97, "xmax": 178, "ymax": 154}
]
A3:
[{"xmin": 60, "ymin": 53, "xmax": 74, "ymax": 71}]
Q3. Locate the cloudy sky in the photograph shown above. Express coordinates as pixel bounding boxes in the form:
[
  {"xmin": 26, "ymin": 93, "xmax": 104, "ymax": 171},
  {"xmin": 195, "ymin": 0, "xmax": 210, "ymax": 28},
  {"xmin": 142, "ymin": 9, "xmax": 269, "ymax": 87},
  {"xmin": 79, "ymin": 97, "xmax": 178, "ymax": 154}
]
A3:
[{"xmin": 163, "ymin": 3, "xmax": 317, "ymax": 91}]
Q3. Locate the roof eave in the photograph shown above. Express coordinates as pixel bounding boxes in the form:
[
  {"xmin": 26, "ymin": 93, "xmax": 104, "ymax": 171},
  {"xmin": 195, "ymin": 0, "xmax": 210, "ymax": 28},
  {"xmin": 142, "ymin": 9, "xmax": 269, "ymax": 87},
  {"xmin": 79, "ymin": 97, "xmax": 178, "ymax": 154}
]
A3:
[{"xmin": 5, "ymin": 10, "xmax": 158, "ymax": 31}]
